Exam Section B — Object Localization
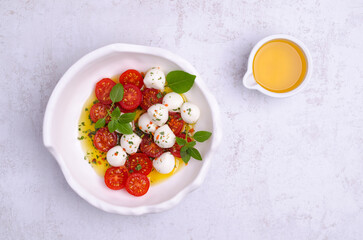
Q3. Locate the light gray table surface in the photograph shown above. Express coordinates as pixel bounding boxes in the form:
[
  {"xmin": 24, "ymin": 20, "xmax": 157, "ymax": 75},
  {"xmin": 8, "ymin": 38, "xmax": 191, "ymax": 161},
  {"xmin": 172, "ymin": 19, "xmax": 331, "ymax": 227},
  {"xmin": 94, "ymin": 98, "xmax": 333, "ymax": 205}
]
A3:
[{"xmin": 1, "ymin": 0, "xmax": 362, "ymax": 239}]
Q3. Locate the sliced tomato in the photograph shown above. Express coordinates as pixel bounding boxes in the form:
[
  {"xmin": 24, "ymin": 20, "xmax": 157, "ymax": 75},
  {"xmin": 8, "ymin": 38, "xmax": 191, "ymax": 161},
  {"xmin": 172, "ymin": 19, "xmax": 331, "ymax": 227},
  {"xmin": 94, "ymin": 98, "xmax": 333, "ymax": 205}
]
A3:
[
  {"xmin": 126, "ymin": 173, "xmax": 150, "ymax": 197},
  {"xmin": 140, "ymin": 135, "xmax": 164, "ymax": 158},
  {"xmin": 170, "ymin": 133, "xmax": 192, "ymax": 158},
  {"xmin": 116, "ymin": 102, "xmax": 136, "ymax": 113},
  {"xmin": 104, "ymin": 167, "xmax": 129, "ymax": 190},
  {"xmin": 168, "ymin": 112, "xmax": 185, "ymax": 135},
  {"xmin": 119, "ymin": 69, "xmax": 144, "ymax": 89},
  {"xmin": 140, "ymin": 88, "xmax": 163, "ymax": 110},
  {"xmin": 125, "ymin": 153, "xmax": 153, "ymax": 175},
  {"xmin": 90, "ymin": 103, "xmax": 112, "ymax": 123},
  {"xmin": 93, "ymin": 127, "xmax": 117, "ymax": 152},
  {"xmin": 118, "ymin": 84, "xmax": 142, "ymax": 110},
  {"xmin": 95, "ymin": 78, "xmax": 116, "ymax": 104}
]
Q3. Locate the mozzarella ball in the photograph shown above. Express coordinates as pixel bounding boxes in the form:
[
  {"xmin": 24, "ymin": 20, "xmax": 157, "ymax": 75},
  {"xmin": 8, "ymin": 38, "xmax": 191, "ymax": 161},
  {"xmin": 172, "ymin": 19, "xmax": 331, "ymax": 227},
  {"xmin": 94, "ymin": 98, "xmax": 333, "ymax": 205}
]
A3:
[
  {"xmin": 162, "ymin": 92, "xmax": 184, "ymax": 112},
  {"xmin": 153, "ymin": 152, "xmax": 175, "ymax": 174},
  {"xmin": 120, "ymin": 133, "xmax": 142, "ymax": 154},
  {"xmin": 154, "ymin": 125, "xmax": 176, "ymax": 148},
  {"xmin": 147, "ymin": 103, "xmax": 168, "ymax": 126},
  {"xmin": 143, "ymin": 67, "xmax": 166, "ymax": 91},
  {"xmin": 138, "ymin": 113, "xmax": 158, "ymax": 134},
  {"xmin": 106, "ymin": 146, "xmax": 127, "ymax": 167},
  {"xmin": 181, "ymin": 102, "xmax": 200, "ymax": 124}
]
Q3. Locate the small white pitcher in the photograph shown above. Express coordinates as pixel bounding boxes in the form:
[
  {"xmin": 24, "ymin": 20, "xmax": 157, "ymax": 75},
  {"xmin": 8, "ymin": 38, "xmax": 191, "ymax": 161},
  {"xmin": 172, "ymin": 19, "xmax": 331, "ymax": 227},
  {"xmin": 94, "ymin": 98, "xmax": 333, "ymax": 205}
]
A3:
[{"xmin": 243, "ymin": 34, "xmax": 313, "ymax": 98}]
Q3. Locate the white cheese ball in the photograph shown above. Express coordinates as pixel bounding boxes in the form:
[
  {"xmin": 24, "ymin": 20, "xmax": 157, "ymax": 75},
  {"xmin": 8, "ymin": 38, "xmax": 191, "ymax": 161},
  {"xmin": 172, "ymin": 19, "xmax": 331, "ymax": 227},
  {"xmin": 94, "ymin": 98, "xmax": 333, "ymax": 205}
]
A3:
[
  {"xmin": 162, "ymin": 92, "xmax": 184, "ymax": 112},
  {"xmin": 120, "ymin": 133, "xmax": 142, "ymax": 154},
  {"xmin": 143, "ymin": 67, "xmax": 166, "ymax": 91},
  {"xmin": 181, "ymin": 102, "xmax": 200, "ymax": 124},
  {"xmin": 153, "ymin": 152, "xmax": 175, "ymax": 174},
  {"xmin": 154, "ymin": 125, "xmax": 176, "ymax": 148},
  {"xmin": 106, "ymin": 146, "xmax": 127, "ymax": 167},
  {"xmin": 147, "ymin": 103, "xmax": 168, "ymax": 126},
  {"xmin": 138, "ymin": 113, "xmax": 158, "ymax": 134}
]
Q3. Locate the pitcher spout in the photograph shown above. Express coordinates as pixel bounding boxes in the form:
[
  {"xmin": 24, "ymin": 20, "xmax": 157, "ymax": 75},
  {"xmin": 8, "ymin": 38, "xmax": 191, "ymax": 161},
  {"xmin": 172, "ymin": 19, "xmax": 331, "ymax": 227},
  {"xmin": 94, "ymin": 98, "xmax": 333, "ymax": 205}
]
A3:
[{"xmin": 242, "ymin": 71, "xmax": 258, "ymax": 89}]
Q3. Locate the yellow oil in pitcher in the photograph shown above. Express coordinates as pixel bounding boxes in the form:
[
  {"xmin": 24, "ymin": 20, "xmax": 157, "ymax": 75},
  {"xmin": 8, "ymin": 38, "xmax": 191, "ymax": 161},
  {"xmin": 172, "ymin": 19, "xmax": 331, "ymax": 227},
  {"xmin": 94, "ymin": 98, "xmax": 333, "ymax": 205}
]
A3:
[{"xmin": 253, "ymin": 39, "xmax": 307, "ymax": 93}]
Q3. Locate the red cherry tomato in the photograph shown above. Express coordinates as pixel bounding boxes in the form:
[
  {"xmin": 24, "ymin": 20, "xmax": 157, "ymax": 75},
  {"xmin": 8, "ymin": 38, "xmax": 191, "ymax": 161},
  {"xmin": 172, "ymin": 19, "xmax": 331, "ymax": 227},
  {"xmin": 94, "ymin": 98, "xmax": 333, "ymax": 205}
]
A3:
[
  {"xmin": 125, "ymin": 153, "xmax": 153, "ymax": 175},
  {"xmin": 140, "ymin": 88, "xmax": 163, "ymax": 110},
  {"xmin": 116, "ymin": 103, "xmax": 136, "ymax": 113},
  {"xmin": 119, "ymin": 69, "xmax": 144, "ymax": 89},
  {"xmin": 140, "ymin": 135, "xmax": 164, "ymax": 158},
  {"xmin": 126, "ymin": 173, "xmax": 150, "ymax": 197},
  {"xmin": 93, "ymin": 127, "xmax": 117, "ymax": 152},
  {"xmin": 170, "ymin": 133, "xmax": 192, "ymax": 158},
  {"xmin": 118, "ymin": 84, "xmax": 142, "ymax": 110},
  {"xmin": 104, "ymin": 167, "xmax": 129, "ymax": 190},
  {"xmin": 89, "ymin": 103, "xmax": 112, "ymax": 123},
  {"xmin": 168, "ymin": 112, "xmax": 185, "ymax": 135},
  {"xmin": 95, "ymin": 78, "xmax": 116, "ymax": 104}
]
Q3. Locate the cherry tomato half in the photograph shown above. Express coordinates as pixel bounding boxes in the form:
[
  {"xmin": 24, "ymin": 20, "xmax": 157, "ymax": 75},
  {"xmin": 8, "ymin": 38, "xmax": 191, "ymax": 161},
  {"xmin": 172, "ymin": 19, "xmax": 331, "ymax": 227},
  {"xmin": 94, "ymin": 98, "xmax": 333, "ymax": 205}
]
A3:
[
  {"xmin": 168, "ymin": 112, "xmax": 184, "ymax": 135},
  {"xmin": 126, "ymin": 173, "xmax": 150, "ymax": 197},
  {"xmin": 90, "ymin": 103, "xmax": 112, "ymax": 123},
  {"xmin": 118, "ymin": 84, "xmax": 142, "ymax": 110},
  {"xmin": 170, "ymin": 133, "xmax": 192, "ymax": 158},
  {"xmin": 93, "ymin": 127, "xmax": 117, "ymax": 152},
  {"xmin": 125, "ymin": 153, "xmax": 153, "ymax": 175},
  {"xmin": 140, "ymin": 88, "xmax": 163, "ymax": 110},
  {"xmin": 119, "ymin": 69, "xmax": 144, "ymax": 89},
  {"xmin": 140, "ymin": 135, "xmax": 164, "ymax": 158},
  {"xmin": 95, "ymin": 78, "xmax": 116, "ymax": 104},
  {"xmin": 104, "ymin": 167, "xmax": 129, "ymax": 190},
  {"xmin": 116, "ymin": 103, "xmax": 136, "ymax": 113}
]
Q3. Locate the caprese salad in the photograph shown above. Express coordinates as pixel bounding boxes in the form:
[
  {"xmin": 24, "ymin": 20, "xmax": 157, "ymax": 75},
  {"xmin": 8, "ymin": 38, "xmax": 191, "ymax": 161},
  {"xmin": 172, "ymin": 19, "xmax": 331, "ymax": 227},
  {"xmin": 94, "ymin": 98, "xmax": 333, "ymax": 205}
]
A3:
[{"xmin": 78, "ymin": 67, "xmax": 212, "ymax": 197}]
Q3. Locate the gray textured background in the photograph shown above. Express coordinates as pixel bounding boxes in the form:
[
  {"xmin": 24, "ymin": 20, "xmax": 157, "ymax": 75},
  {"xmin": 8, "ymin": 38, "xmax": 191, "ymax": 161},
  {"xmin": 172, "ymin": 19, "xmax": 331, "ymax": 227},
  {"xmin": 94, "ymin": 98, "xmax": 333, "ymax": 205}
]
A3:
[{"xmin": 1, "ymin": 0, "xmax": 363, "ymax": 239}]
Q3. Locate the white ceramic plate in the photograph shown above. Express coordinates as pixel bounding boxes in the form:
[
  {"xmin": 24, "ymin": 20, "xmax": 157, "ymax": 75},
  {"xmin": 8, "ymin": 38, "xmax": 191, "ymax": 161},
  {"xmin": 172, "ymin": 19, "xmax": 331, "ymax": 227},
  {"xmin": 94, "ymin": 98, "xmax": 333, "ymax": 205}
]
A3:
[{"xmin": 43, "ymin": 43, "xmax": 222, "ymax": 215}]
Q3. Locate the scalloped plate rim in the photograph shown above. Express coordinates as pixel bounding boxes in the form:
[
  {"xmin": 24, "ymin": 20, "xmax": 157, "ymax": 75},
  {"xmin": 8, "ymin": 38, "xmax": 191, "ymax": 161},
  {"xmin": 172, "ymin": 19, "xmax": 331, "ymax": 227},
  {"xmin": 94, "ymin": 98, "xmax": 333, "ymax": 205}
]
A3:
[{"xmin": 43, "ymin": 43, "xmax": 222, "ymax": 215}]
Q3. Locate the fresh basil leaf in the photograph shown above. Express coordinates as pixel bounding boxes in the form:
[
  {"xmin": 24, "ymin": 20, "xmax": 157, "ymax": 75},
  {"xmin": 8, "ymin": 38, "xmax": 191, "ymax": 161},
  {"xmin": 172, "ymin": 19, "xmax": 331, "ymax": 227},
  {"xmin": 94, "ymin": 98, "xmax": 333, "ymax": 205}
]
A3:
[
  {"xmin": 95, "ymin": 118, "xmax": 106, "ymax": 129},
  {"xmin": 180, "ymin": 145, "xmax": 189, "ymax": 153},
  {"xmin": 186, "ymin": 141, "xmax": 196, "ymax": 148},
  {"xmin": 111, "ymin": 107, "xmax": 121, "ymax": 120},
  {"xmin": 116, "ymin": 122, "xmax": 133, "ymax": 135},
  {"xmin": 110, "ymin": 83, "xmax": 124, "ymax": 103},
  {"xmin": 180, "ymin": 149, "xmax": 191, "ymax": 164},
  {"xmin": 119, "ymin": 112, "xmax": 136, "ymax": 123},
  {"xmin": 189, "ymin": 147, "xmax": 202, "ymax": 160},
  {"xmin": 193, "ymin": 131, "xmax": 212, "ymax": 142},
  {"xmin": 176, "ymin": 137, "xmax": 187, "ymax": 146},
  {"xmin": 166, "ymin": 71, "xmax": 196, "ymax": 93},
  {"xmin": 107, "ymin": 120, "xmax": 117, "ymax": 133}
]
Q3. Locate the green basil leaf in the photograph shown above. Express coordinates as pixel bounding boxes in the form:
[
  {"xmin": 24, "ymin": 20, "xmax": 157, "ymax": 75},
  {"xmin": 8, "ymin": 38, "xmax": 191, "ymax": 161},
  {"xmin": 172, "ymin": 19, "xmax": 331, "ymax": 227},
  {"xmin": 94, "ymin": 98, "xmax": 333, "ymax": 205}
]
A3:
[
  {"xmin": 119, "ymin": 112, "xmax": 136, "ymax": 123},
  {"xmin": 180, "ymin": 145, "xmax": 189, "ymax": 153},
  {"xmin": 108, "ymin": 120, "xmax": 117, "ymax": 133},
  {"xmin": 189, "ymin": 147, "xmax": 202, "ymax": 160},
  {"xmin": 95, "ymin": 118, "xmax": 106, "ymax": 129},
  {"xmin": 110, "ymin": 83, "xmax": 124, "ymax": 103},
  {"xmin": 180, "ymin": 149, "xmax": 191, "ymax": 164},
  {"xmin": 111, "ymin": 107, "xmax": 121, "ymax": 119},
  {"xmin": 166, "ymin": 71, "xmax": 196, "ymax": 93},
  {"xmin": 186, "ymin": 141, "xmax": 196, "ymax": 148},
  {"xmin": 116, "ymin": 122, "xmax": 133, "ymax": 135},
  {"xmin": 176, "ymin": 137, "xmax": 187, "ymax": 146},
  {"xmin": 193, "ymin": 131, "xmax": 212, "ymax": 142}
]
